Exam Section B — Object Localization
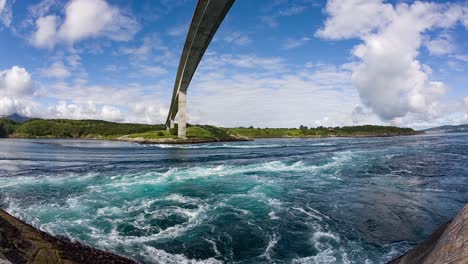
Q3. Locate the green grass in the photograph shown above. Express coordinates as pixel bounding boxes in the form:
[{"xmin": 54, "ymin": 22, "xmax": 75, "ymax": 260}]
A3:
[
  {"xmin": 228, "ymin": 125, "xmax": 416, "ymax": 138},
  {"xmin": 11, "ymin": 119, "xmax": 164, "ymax": 138},
  {"xmin": 126, "ymin": 130, "xmax": 178, "ymax": 139},
  {"xmin": 0, "ymin": 118, "xmax": 417, "ymax": 141}
]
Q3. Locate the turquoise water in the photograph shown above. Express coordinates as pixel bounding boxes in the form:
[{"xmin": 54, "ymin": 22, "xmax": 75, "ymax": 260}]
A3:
[{"xmin": 0, "ymin": 134, "xmax": 467, "ymax": 263}]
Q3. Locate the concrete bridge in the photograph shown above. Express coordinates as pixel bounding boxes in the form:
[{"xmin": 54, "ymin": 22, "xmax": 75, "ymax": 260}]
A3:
[{"xmin": 165, "ymin": 0, "xmax": 235, "ymax": 139}]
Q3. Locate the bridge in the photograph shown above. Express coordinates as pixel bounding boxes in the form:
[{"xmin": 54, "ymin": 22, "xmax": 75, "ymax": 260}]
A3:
[{"xmin": 165, "ymin": 0, "xmax": 235, "ymax": 139}]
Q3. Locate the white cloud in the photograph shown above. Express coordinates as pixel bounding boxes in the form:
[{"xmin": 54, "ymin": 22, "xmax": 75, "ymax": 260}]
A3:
[
  {"xmin": 424, "ymin": 33, "xmax": 456, "ymax": 56},
  {"xmin": 41, "ymin": 61, "xmax": 71, "ymax": 79},
  {"xmin": 167, "ymin": 23, "xmax": 187, "ymax": 37},
  {"xmin": 0, "ymin": 66, "xmax": 34, "ymax": 96},
  {"xmin": 316, "ymin": 0, "xmax": 394, "ymax": 39},
  {"xmin": 0, "ymin": 0, "xmax": 12, "ymax": 27},
  {"xmin": 28, "ymin": 0, "xmax": 59, "ymax": 18},
  {"xmin": 38, "ymin": 81, "xmax": 170, "ymax": 124},
  {"xmin": 187, "ymin": 56, "xmax": 361, "ymax": 127},
  {"xmin": 223, "ymin": 32, "xmax": 251, "ymax": 46},
  {"xmin": 462, "ymin": 6, "xmax": 468, "ymax": 28},
  {"xmin": 0, "ymin": 0, "xmax": 5, "ymax": 13},
  {"xmin": 317, "ymin": 0, "xmax": 466, "ymax": 122},
  {"xmin": 283, "ymin": 37, "xmax": 311, "ymax": 49},
  {"xmin": 0, "ymin": 66, "xmax": 37, "ymax": 117},
  {"xmin": 118, "ymin": 35, "xmax": 171, "ymax": 77},
  {"xmin": 47, "ymin": 101, "xmax": 124, "ymax": 122},
  {"xmin": 59, "ymin": 0, "xmax": 137, "ymax": 42},
  {"xmin": 0, "ymin": 97, "xmax": 37, "ymax": 117},
  {"xmin": 262, "ymin": 4, "xmax": 309, "ymax": 28},
  {"xmin": 31, "ymin": 15, "xmax": 58, "ymax": 49},
  {"xmin": 201, "ymin": 53, "xmax": 286, "ymax": 72},
  {"xmin": 31, "ymin": 0, "xmax": 139, "ymax": 48},
  {"xmin": 119, "ymin": 35, "xmax": 165, "ymax": 59},
  {"xmin": 454, "ymin": 54, "xmax": 468, "ymax": 62},
  {"xmin": 278, "ymin": 5, "xmax": 307, "ymax": 16}
]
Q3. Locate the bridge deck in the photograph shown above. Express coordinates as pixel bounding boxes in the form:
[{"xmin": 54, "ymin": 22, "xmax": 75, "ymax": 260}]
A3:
[{"xmin": 165, "ymin": 0, "xmax": 235, "ymax": 138}]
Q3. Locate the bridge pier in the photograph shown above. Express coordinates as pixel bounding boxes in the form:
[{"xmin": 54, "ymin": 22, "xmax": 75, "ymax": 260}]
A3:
[
  {"xmin": 178, "ymin": 91, "xmax": 187, "ymax": 139},
  {"xmin": 164, "ymin": 0, "xmax": 235, "ymax": 138},
  {"xmin": 166, "ymin": 119, "xmax": 174, "ymax": 131}
]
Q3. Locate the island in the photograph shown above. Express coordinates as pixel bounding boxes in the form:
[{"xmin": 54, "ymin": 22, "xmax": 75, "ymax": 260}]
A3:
[{"xmin": 0, "ymin": 118, "xmax": 418, "ymax": 143}]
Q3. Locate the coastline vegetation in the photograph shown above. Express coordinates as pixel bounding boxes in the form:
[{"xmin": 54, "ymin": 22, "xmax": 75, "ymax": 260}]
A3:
[
  {"xmin": 230, "ymin": 125, "xmax": 417, "ymax": 138},
  {"xmin": 0, "ymin": 118, "xmax": 418, "ymax": 141}
]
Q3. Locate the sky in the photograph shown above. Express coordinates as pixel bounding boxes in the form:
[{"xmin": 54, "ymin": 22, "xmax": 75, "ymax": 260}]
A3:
[{"xmin": 0, "ymin": 0, "xmax": 467, "ymax": 129}]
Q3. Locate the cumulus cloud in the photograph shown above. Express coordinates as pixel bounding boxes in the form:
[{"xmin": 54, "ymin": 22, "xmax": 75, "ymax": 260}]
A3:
[
  {"xmin": 0, "ymin": 97, "xmax": 37, "ymax": 117},
  {"xmin": 0, "ymin": 66, "xmax": 34, "ymax": 96},
  {"xmin": 316, "ymin": 0, "xmax": 394, "ymax": 39},
  {"xmin": 0, "ymin": 66, "xmax": 37, "ymax": 116},
  {"xmin": 32, "ymin": 15, "xmax": 58, "ymax": 49},
  {"xmin": 31, "ymin": 0, "xmax": 139, "ymax": 48},
  {"xmin": 47, "ymin": 101, "xmax": 124, "ymax": 122},
  {"xmin": 317, "ymin": 0, "xmax": 466, "ymax": 122}
]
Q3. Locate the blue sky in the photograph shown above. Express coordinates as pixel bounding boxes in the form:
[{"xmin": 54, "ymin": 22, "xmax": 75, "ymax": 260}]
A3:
[{"xmin": 0, "ymin": 0, "xmax": 467, "ymax": 128}]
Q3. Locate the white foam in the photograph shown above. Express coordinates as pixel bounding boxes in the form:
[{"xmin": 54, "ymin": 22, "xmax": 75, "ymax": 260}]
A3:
[
  {"xmin": 204, "ymin": 238, "xmax": 221, "ymax": 256},
  {"xmin": 268, "ymin": 211, "xmax": 279, "ymax": 220},
  {"xmin": 261, "ymin": 233, "xmax": 280, "ymax": 261},
  {"xmin": 142, "ymin": 246, "xmax": 223, "ymax": 264}
]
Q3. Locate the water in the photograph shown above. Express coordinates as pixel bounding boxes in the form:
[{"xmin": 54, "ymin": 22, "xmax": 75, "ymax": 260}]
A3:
[{"xmin": 0, "ymin": 134, "xmax": 467, "ymax": 263}]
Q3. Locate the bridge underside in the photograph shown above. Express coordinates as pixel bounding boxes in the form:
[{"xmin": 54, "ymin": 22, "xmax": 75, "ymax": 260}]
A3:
[{"xmin": 165, "ymin": 0, "xmax": 235, "ymax": 139}]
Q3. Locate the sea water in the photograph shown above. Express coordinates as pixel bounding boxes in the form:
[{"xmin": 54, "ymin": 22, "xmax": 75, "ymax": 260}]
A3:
[{"xmin": 0, "ymin": 134, "xmax": 467, "ymax": 263}]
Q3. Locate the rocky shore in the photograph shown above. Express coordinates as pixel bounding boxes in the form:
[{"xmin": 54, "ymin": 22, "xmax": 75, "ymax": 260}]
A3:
[
  {"xmin": 116, "ymin": 134, "xmax": 253, "ymax": 144},
  {"xmin": 0, "ymin": 209, "xmax": 135, "ymax": 264},
  {"xmin": 390, "ymin": 204, "xmax": 468, "ymax": 264}
]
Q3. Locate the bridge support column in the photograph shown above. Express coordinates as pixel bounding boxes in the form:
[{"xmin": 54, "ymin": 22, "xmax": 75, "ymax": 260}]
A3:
[
  {"xmin": 167, "ymin": 119, "xmax": 174, "ymax": 131},
  {"xmin": 178, "ymin": 91, "xmax": 187, "ymax": 139}
]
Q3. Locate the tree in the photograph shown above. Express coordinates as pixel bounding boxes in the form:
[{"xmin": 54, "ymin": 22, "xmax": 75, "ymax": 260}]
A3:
[{"xmin": 0, "ymin": 124, "xmax": 7, "ymax": 138}]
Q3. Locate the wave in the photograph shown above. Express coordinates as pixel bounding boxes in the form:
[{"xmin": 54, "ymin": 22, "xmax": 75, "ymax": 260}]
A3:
[
  {"xmin": 142, "ymin": 246, "xmax": 222, "ymax": 264},
  {"xmin": 0, "ymin": 151, "xmax": 354, "ymax": 192},
  {"xmin": 261, "ymin": 233, "xmax": 280, "ymax": 261}
]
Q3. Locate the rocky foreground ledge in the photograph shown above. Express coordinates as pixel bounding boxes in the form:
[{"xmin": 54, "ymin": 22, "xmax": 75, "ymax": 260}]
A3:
[
  {"xmin": 0, "ymin": 209, "xmax": 135, "ymax": 264},
  {"xmin": 390, "ymin": 204, "xmax": 468, "ymax": 264}
]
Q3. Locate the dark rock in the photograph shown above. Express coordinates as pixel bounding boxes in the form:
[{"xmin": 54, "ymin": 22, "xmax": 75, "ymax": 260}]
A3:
[
  {"xmin": 389, "ymin": 204, "xmax": 468, "ymax": 264},
  {"xmin": 0, "ymin": 209, "xmax": 137, "ymax": 264}
]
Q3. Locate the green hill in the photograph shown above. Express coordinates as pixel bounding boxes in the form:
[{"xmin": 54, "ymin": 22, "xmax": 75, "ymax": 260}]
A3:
[
  {"xmin": 229, "ymin": 125, "xmax": 417, "ymax": 138},
  {"xmin": 8, "ymin": 119, "xmax": 164, "ymax": 139},
  {"xmin": 0, "ymin": 118, "xmax": 418, "ymax": 142}
]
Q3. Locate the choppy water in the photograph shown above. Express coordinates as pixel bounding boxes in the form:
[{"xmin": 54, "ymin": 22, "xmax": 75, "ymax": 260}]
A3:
[{"xmin": 0, "ymin": 134, "xmax": 467, "ymax": 263}]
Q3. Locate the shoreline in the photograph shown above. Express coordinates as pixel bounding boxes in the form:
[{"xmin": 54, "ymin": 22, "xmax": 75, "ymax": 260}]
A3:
[{"xmin": 3, "ymin": 132, "xmax": 421, "ymax": 144}]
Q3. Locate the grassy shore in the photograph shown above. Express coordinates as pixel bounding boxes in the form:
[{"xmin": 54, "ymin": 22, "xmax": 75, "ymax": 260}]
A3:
[
  {"xmin": 230, "ymin": 125, "xmax": 417, "ymax": 138},
  {"xmin": 0, "ymin": 118, "xmax": 418, "ymax": 143}
]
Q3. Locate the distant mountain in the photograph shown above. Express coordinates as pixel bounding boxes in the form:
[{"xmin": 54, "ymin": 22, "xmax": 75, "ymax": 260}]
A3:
[
  {"xmin": 0, "ymin": 113, "xmax": 31, "ymax": 123},
  {"xmin": 422, "ymin": 124, "xmax": 468, "ymax": 133}
]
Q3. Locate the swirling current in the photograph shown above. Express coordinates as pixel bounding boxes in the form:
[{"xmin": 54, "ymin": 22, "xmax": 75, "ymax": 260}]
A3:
[{"xmin": 0, "ymin": 134, "xmax": 467, "ymax": 263}]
